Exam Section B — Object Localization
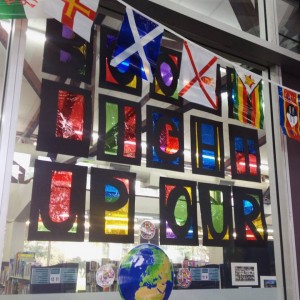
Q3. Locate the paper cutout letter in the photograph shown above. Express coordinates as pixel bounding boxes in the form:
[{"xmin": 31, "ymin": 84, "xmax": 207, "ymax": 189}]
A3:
[
  {"xmin": 147, "ymin": 105, "xmax": 184, "ymax": 172},
  {"xmin": 198, "ymin": 183, "xmax": 233, "ymax": 246},
  {"xmin": 160, "ymin": 177, "xmax": 198, "ymax": 246},
  {"xmin": 97, "ymin": 94, "xmax": 141, "ymax": 165},
  {"xmin": 190, "ymin": 116, "xmax": 224, "ymax": 177},
  {"xmin": 89, "ymin": 168, "xmax": 136, "ymax": 243},
  {"xmin": 233, "ymin": 186, "xmax": 268, "ymax": 247},
  {"xmin": 28, "ymin": 160, "xmax": 87, "ymax": 241}
]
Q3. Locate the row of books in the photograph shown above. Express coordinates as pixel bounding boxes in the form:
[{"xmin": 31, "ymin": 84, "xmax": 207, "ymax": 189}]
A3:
[
  {"xmin": 0, "ymin": 252, "xmax": 41, "ymax": 294},
  {"xmin": 10, "ymin": 252, "xmax": 39, "ymax": 279}
]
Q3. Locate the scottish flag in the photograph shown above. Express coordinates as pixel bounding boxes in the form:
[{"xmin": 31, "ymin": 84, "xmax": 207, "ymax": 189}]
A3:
[{"xmin": 110, "ymin": 7, "xmax": 164, "ymax": 82}]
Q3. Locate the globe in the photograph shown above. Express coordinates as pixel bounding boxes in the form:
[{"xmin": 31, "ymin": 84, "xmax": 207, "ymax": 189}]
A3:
[{"xmin": 118, "ymin": 244, "xmax": 174, "ymax": 300}]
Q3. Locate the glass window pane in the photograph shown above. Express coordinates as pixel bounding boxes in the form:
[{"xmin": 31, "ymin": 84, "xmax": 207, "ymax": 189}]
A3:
[{"xmin": 0, "ymin": 11, "xmax": 282, "ymax": 300}]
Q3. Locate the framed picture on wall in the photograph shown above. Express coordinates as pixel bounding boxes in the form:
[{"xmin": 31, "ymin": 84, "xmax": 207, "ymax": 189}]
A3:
[
  {"xmin": 231, "ymin": 262, "xmax": 258, "ymax": 286},
  {"xmin": 260, "ymin": 276, "xmax": 276, "ymax": 288}
]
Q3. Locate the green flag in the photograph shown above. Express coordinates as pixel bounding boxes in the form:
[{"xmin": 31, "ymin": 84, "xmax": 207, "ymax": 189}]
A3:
[{"xmin": 0, "ymin": 0, "xmax": 48, "ymax": 19}]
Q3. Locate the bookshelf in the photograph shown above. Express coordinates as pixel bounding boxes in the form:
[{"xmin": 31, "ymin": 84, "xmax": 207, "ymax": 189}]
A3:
[{"xmin": 0, "ymin": 252, "xmax": 39, "ymax": 294}]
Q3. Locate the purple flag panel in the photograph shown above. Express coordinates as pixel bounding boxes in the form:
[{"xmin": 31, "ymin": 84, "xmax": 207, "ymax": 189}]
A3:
[{"xmin": 150, "ymin": 47, "xmax": 183, "ymax": 106}]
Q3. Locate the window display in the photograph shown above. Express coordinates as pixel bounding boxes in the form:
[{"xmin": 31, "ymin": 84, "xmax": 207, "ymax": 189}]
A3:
[{"xmin": 0, "ymin": 2, "xmax": 281, "ymax": 298}]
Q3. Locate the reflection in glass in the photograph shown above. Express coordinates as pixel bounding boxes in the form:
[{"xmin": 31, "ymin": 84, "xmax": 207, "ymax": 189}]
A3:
[
  {"xmin": 277, "ymin": 0, "xmax": 300, "ymax": 54},
  {"xmin": 49, "ymin": 171, "xmax": 72, "ymax": 223},
  {"xmin": 55, "ymin": 90, "xmax": 84, "ymax": 141}
]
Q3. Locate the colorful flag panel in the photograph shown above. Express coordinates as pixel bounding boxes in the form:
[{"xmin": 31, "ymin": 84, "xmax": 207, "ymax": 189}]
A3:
[
  {"xmin": 228, "ymin": 67, "xmax": 264, "ymax": 129},
  {"xmin": 279, "ymin": 86, "xmax": 300, "ymax": 141},
  {"xmin": 110, "ymin": 7, "xmax": 163, "ymax": 82},
  {"xmin": 28, "ymin": 160, "xmax": 87, "ymax": 241},
  {"xmin": 49, "ymin": 170, "xmax": 72, "ymax": 223},
  {"xmin": 160, "ymin": 177, "xmax": 198, "ymax": 246},
  {"xmin": 43, "ymin": 0, "xmax": 99, "ymax": 41}
]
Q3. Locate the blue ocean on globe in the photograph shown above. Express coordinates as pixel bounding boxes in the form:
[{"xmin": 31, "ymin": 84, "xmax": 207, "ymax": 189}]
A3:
[{"xmin": 118, "ymin": 244, "xmax": 174, "ymax": 300}]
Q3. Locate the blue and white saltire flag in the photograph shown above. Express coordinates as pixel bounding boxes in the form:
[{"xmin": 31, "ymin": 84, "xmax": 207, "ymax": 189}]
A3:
[{"xmin": 110, "ymin": 6, "xmax": 164, "ymax": 82}]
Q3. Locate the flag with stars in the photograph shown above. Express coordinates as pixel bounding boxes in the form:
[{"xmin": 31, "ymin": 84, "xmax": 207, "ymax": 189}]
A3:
[
  {"xmin": 110, "ymin": 6, "xmax": 164, "ymax": 82},
  {"xmin": 43, "ymin": 0, "xmax": 99, "ymax": 42},
  {"xmin": 227, "ymin": 66, "xmax": 264, "ymax": 129},
  {"xmin": 279, "ymin": 86, "xmax": 300, "ymax": 141}
]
